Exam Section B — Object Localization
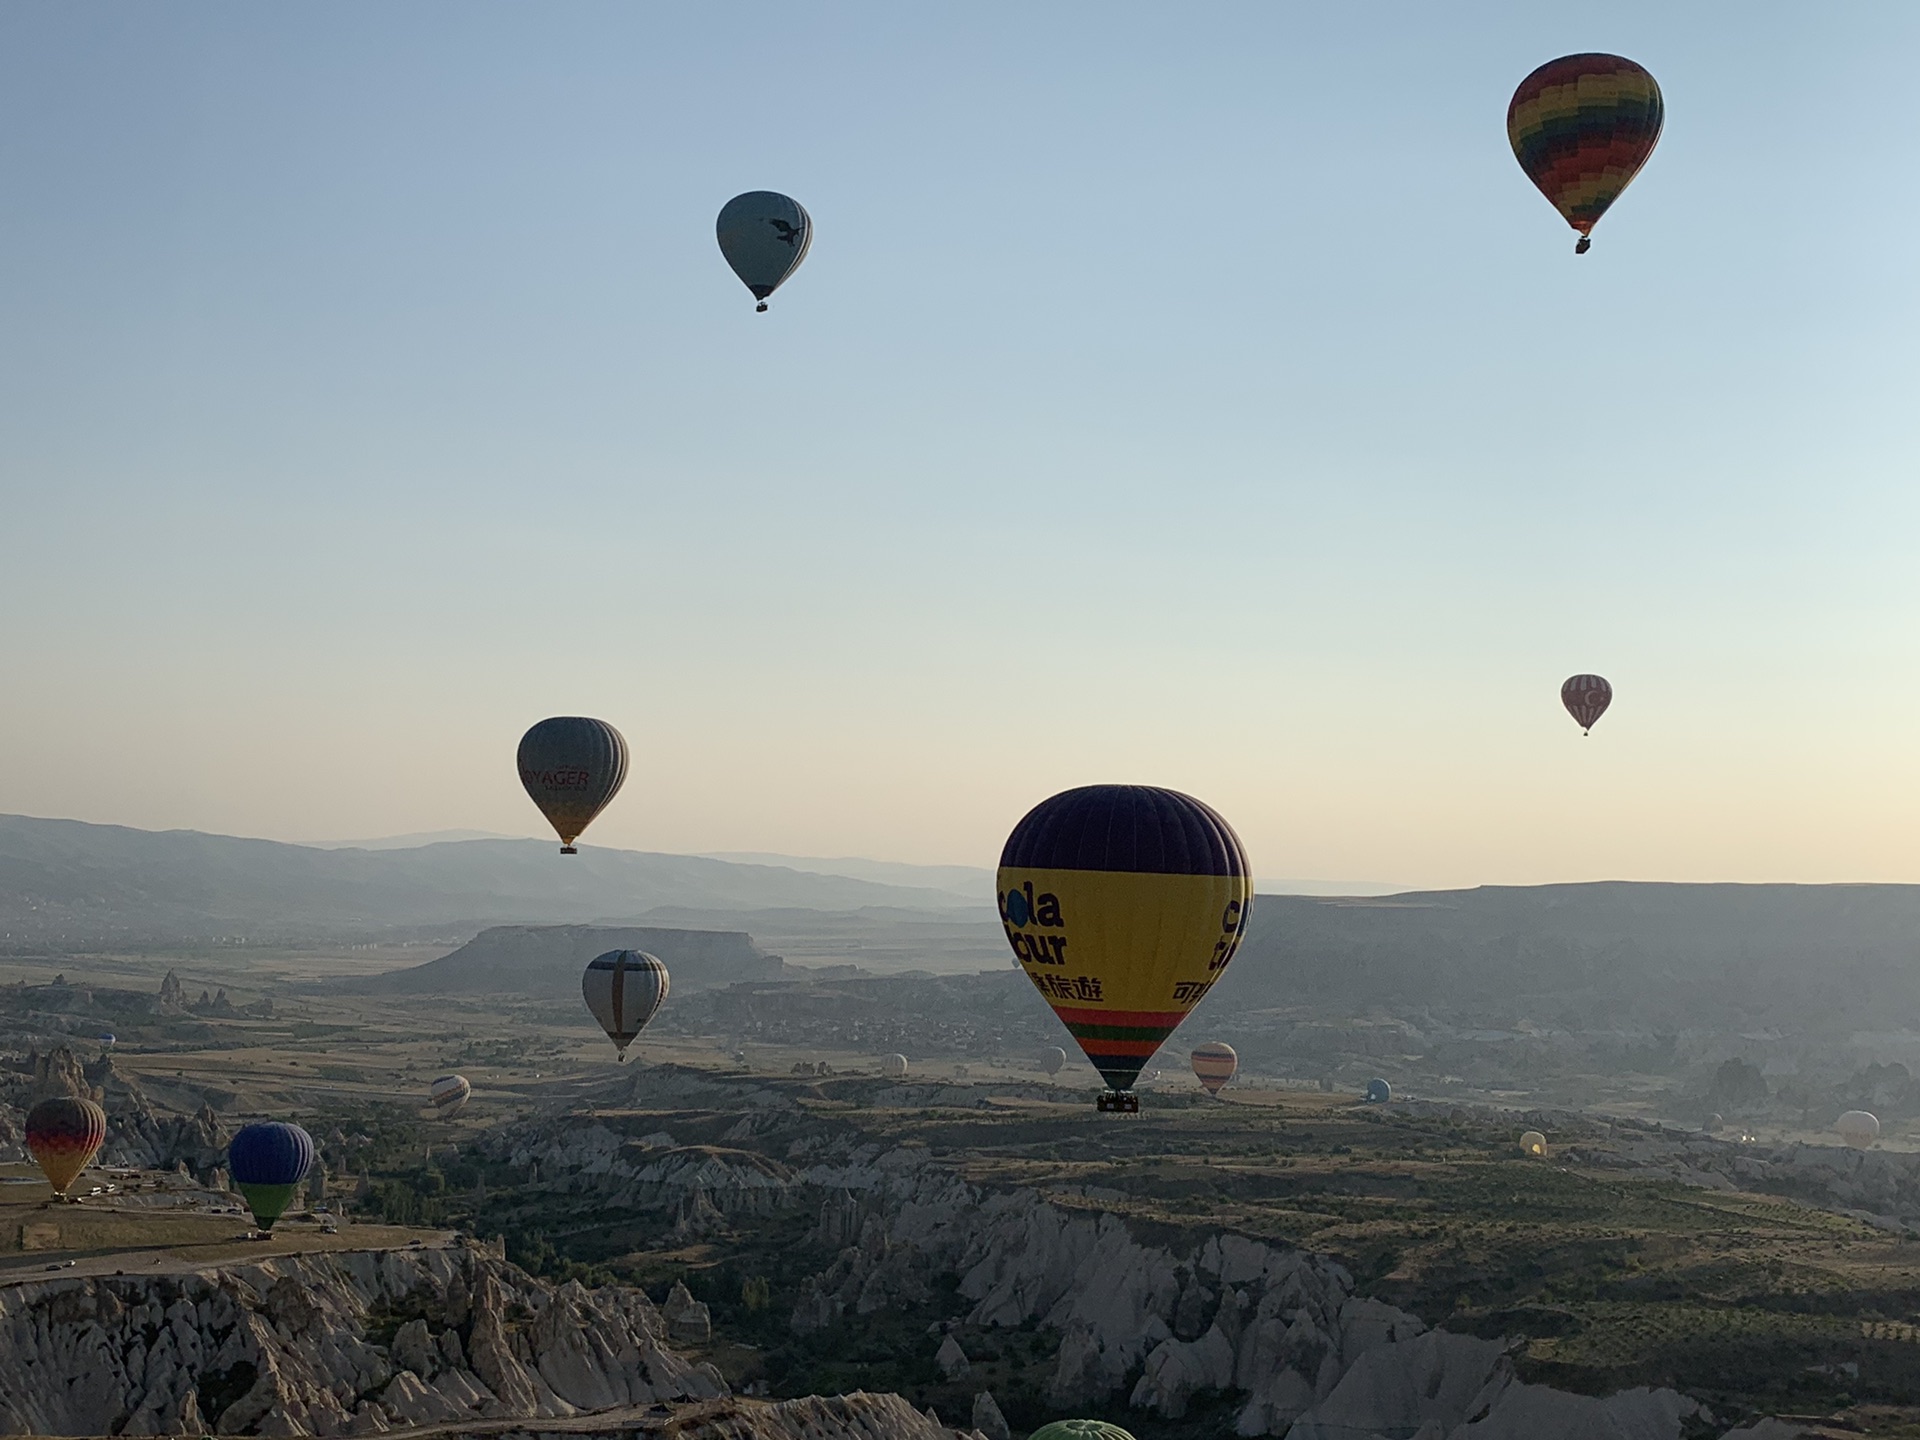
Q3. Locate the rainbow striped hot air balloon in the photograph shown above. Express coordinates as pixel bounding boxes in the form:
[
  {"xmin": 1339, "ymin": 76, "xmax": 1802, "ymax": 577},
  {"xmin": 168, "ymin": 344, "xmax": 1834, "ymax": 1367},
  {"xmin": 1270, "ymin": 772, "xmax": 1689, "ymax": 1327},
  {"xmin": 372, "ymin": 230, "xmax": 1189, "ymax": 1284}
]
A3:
[
  {"xmin": 26, "ymin": 1097, "xmax": 107, "ymax": 1197},
  {"xmin": 1508, "ymin": 53, "xmax": 1663, "ymax": 253},
  {"xmin": 1190, "ymin": 1041, "xmax": 1238, "ymax": 1097},
  {"xmin": 998, "ymin": 785, "xmax": 1251, "ymax": 1114},
  {"xmin": 228, "ymin": 1122, "xmax": 316, "ymax": 1230}
]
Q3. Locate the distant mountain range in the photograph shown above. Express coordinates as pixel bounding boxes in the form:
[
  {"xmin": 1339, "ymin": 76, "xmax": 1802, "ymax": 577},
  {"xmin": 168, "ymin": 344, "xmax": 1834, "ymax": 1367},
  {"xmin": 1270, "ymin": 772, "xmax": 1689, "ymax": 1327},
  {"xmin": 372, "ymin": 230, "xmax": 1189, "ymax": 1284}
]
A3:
[{"xmin": 0, "ymin": 813, "xmax": 976, "ymax": 948}]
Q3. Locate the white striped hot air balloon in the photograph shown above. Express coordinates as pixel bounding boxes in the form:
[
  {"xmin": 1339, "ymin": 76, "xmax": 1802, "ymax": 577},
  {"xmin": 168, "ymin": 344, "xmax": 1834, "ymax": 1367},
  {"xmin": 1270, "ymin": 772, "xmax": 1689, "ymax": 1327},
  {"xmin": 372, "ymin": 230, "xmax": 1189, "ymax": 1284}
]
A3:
[
  {"xmin": 1190, "ymin": 1042, "xmax": 1237, "ymax": 1097},
  {"xmin": 881, "ymin": 1054, "xmax": 908, "ymax": 1079},
  {"xmin": 582, "ymin": 950, "xmax": 669, "ymax": 1060},
  {"xmin": 429, "ymin": 1075, "xmax": 471, "ymax": 1118},
  {"xmin": 1838, "ymin": 1111, "xmax": 1880, "ymax": 1149}
]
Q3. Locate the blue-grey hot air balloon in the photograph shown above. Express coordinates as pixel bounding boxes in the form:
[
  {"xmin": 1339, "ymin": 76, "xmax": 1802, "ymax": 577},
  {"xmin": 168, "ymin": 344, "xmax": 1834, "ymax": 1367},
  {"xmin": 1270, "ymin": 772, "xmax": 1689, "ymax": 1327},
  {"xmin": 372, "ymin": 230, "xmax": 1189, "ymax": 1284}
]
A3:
[
  {"xmin": 517, "ymin": 718, "xmax": 628, "ymax": 854},
  {"xmin": 717, "ymin": 191, "xmax": 812, "ymax": 312},
  {"xmin": 1365, "ymin": 1078, "xmax": 1392, "ymax": 1104}
]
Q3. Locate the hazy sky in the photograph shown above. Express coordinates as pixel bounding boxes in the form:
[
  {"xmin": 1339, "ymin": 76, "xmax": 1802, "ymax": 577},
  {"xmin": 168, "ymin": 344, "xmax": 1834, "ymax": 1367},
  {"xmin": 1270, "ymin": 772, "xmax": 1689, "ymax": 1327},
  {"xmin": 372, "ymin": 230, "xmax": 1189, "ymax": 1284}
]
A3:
[{"xmin": 3, "ymin": 3, "xmax": 1918, "ymax": 888}]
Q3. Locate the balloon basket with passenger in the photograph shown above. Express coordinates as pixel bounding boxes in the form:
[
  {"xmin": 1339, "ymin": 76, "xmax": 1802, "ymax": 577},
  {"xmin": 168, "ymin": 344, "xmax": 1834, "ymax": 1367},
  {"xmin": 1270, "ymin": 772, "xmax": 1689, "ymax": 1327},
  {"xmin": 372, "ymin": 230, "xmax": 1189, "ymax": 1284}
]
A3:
[{"xmin": 1097, "ymin": 1090, "xmax": 1140, "ymax": 1115}]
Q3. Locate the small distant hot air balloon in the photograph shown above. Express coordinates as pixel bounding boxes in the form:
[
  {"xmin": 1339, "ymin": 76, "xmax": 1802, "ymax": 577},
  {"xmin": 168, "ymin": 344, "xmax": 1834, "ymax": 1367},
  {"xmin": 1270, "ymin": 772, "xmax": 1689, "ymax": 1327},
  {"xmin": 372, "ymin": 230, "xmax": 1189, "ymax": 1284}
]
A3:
[
  {"xmin": 517, "ymin": 717, "xmax": 628, "ymax": 854},
  {"xmin": 429, "ymin": 1074, "xmax": 472, "ymax": 1118},
  {"xmin": 1508, "ymin": 54, "xmax": 1664, "ymax": 254},
  {"xmin": 1561, "ymin": 674, "xmax": 1612, "ymax": 734},
  {"xmin": 998, "ymin": 785, "xmax": 1252, "ymax": 1114},
  {"xmin": 1520, "ymin": 1130, "xmax": 1548, "ymax": 1157},
  {"xmin": 1040, "ymin": 1045, "xmax": 1068, "ymax": 1077},
  {"xmin": 1190, "ymin": 1042, "xmax": 1237, "ymax": 1097},
  {"xmin": 25, "ymin": 1096, "xmax": 107, "ymax": 1197},
  {"xmin": 1365, "ymin": 1078, "xmax": 1392, "ymax": 1104},
  {"xmin": 1029, "ymin": 1424, "xmax": 1137, "ymax": 1440},
  {"xmin": 717, "ymin": 191, "xmax": 812, "ymax": 312},
  {"xmin": 97, "ymin": 1032, "xmax": 115, "ymax": 1050},
  {"xmin": 228, "ymin": 1122, "xmax": 316, "ymax": 1230},
  {"xmin": 583, "ymin": 950, "xmax": 669, "ymax": 1060},
  {"xmin": 881, "ymin": 1053, "xmax": 909, "ymax": 1080},
  {"xmin": 1839, "ymin": 1110, "xmax": 1881, "ymax": 1149}
]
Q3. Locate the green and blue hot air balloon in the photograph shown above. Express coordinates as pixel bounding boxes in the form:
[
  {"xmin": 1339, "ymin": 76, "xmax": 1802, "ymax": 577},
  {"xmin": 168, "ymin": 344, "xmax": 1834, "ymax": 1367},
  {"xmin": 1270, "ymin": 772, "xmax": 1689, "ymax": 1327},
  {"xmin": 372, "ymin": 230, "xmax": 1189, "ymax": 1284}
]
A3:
[{"xmin": 228, "ymin": 1121, "xmax": 316, "ymax": 1230}]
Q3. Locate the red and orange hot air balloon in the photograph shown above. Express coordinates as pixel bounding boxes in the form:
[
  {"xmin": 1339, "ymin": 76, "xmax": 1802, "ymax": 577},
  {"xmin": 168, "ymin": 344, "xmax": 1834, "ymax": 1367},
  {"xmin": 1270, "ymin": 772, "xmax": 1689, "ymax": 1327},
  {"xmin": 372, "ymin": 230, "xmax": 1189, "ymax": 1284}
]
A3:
[
  {"xmin": 26, "ymin": 1096, "xmax": 107, "ymax": 1198},
  {"xmin": 1562, "ymin": 674, "xmax": 1612, "ymax": 734},
  {"xmin": 1508, "ymin": 54, "xmax": 1663, "ymax": 253}
]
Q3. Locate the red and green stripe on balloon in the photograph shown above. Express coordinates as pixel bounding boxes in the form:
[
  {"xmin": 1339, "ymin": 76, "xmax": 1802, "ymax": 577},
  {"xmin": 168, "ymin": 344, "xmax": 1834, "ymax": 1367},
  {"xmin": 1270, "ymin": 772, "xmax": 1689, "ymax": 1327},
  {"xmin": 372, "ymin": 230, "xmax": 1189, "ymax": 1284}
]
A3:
[{"xmin": 1508, "ymin": 54, "xmax": 1663, "ymax": 240}]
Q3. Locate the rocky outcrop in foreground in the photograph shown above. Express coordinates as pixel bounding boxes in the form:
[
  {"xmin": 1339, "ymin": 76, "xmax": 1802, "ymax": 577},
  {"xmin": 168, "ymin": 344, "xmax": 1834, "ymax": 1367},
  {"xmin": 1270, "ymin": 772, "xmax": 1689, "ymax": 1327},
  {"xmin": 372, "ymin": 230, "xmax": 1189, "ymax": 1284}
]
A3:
[
  {"xmin": 785, "ymin": 1143, "xmax": 1718, "ymax": 1439},
  {"xmin": 0, "ymin": 1241, "xmax": 889, "ymax": 1438}
]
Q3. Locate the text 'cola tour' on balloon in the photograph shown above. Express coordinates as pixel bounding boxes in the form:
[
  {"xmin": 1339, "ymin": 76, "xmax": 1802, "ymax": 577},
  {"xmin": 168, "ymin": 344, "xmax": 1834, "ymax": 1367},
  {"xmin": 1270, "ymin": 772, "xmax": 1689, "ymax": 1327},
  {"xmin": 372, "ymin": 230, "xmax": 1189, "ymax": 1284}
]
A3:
[
  {"xmin": 1508, "ymin": 53, "xmax": 1663, "ymax": 254},
  {"xmin": 1561, "ymin": 674, "xmax": 1612, "ymax": 735},
  {"xmin": 1190, "ymin": 1041, "xmax": 1237, "ymax": 1097},
  {"xmin": 517, "ymin": 717, "xmax": 628, "ymax": 854},
  {"xmin": 997, "ymin": 784, "xmax": 1252, "ymax": 1114},
  {"xmin": 26, "ymin": 1096, "xmax": 107, "ymax": 1197},
  {"xmin": 227, "ymin": 1121, "xmax": 316, "ymax": 1231},
  {"xmin": 583, "ymin": 949, "xmax": 669, "ymax": 1060},
  {"xmin": 717, "ymin": 191, "xmax": 812, "ymax": 313}
]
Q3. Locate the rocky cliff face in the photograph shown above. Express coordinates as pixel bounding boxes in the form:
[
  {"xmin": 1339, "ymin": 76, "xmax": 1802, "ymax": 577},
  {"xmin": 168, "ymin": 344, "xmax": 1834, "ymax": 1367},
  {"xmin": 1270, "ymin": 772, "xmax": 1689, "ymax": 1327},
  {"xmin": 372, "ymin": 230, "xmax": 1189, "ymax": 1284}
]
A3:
[
  {"xmin": 779, "ymin": 1140, "xmax": 1722, "ymax": 1439},
  {"xmin": 0, "ymin": 1243, "xmax": 732, "ymax": 1436}
]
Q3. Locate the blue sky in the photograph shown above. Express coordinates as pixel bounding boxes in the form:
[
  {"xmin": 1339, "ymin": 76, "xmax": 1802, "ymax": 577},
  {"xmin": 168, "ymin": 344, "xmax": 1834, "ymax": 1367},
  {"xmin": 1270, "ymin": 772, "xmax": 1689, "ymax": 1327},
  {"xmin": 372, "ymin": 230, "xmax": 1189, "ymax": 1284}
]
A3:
[{"xmin": 1, "ymin": 3, "xmax": 1917, "ymax": 886}]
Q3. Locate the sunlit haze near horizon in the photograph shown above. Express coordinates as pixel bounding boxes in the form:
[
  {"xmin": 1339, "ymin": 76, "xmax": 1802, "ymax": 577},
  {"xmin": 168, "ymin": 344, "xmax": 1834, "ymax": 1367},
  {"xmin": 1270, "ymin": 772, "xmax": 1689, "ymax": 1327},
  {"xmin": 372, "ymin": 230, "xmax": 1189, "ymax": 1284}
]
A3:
[{"xmin": 3, "ymin": 3, "xmax": 1918, "ymax": 889}]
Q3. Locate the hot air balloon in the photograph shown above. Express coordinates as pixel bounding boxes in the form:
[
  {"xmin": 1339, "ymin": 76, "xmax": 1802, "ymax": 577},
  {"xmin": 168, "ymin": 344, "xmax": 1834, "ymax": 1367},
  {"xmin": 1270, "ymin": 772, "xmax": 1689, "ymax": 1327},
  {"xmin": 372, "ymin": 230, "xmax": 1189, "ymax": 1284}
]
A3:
[
  {"xmin": 583, "ymin": 950, "xmax": 669, "ymax": 1060},
  {"xmin": 1191, "ymin": 1042, "xmax": 1238, "ymax": 1097},
  {"xmin": 228, "ymin": 1121, "xmax": 316, "ymax": 1230},
  {"xmin": 517, "ymin": 717, "xmax": 628, "ymax": 854},
  {"xmin": 1365, "ymin": 1077, "xmax": 1392, "ymax": 1104},
  {"xmin": 1520, "ymin": 1130, "xmax": 1548, "ymax": 1157},
  {"xmin": 717, "ymin": 192, "xmax": 812, "ymax": 312},
  {"xmin": 1040, "ymin": 1046, "xmax": 1068, "ymax": 1077},
  {"xmin": 998, "ymin": 785, "xmax": 1252, "ymax": 1114},
  {"xmin": 429, "ymin": 1074, "xmax": 472, "ymax": 1118},
  {"xmin": 1561, "ymin": 674, "xmax": 1612, "ymax": 734},
  {"xmin": 1839, "ymin": 1110, "xmax": 1881, "ymax": 1149},
  {"xmin": 1508, "ymin": 54, "xmax": 1664, "ymax": 254},
  {"xmin": 25, "ymin": 1097, "xmax": 106, "ymax": 1197},
  {"xmin": 97, "ymin": 1032, "xmax": 115, "ymax": 1050},
  {"xmin": 1029, "ymin": 1424, "xmax": 1137, "ymax": 1440},
  {"xmin": 881, "ymin": 1053, "xmax": 908, "ymax": 1080}
]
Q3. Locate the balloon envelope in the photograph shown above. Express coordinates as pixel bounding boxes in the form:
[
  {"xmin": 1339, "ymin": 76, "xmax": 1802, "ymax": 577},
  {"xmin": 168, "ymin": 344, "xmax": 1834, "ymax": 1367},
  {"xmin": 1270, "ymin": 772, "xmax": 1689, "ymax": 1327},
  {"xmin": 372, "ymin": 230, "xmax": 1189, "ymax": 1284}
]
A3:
[
  {"xmin": 1029, "ymin": 1424, "xmax": 1137, "ymax": 1440},
  {"xmin": 1508, "ymin": 54, "xmax": 1663, "ymax": 248},
  {"xmin": 583, "ymin": 950, "xmax": 669, "ymax": 1057},
  {"xmin": 998, "ymin": 785, "xmax": 1251, "ymax": 1097},
  {"xmin": 517, "ymin": 717, "xmax": 628, "ymax": 853},
  {"xmin": 1190, "ymin": 1041, "xmax": 1238, "ymax": 1096},
  {"xmin": 228, "ymin": 1121, "xmax": 316, "ymax": 1229},
  {"xmin": 1365, "ymin": 1078, "xmax": 1392, "ymax": 1104},
  {"xmin": 1040, "ymin": 1046, "xmax": 1068, "ymax": 1077},
  {"xmin": 881, "ymin": 1054, "xmax": 908, "ymax": 1079},
  {"xmin": 1520, "ymin": 1130, "xmax": 1548, "ymax": 1157},
  {"xmin": 716, "ymin": 191, "xmax": 812, "ymax": 307},
  {"xmin": 26, "ymin": 1096, "xmax": 107, "ymax": 1195},
  {"xmin": 429, "ymin": 1074, "xmax": 472, "ymax": 1117},
  {"xmin": 1839, "ymin": 1110, "xmax": 1881, "ymax": 1149},
  {"xmin": 1561, "ymin": 674, "xmax": 1612, "ymax": 733}
]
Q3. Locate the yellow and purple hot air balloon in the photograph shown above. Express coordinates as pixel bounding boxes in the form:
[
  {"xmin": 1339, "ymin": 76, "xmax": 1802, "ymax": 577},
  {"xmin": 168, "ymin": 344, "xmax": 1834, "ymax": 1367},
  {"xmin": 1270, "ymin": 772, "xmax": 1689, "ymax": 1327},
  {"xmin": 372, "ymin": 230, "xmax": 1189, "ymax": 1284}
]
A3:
[
  {"xmin": 26, "ymin": 1096, "xmax": 107, "ymax": 1197},
  {"xmin": 998, "ymin": 785, "xmax": 1252, "ymax": 1113},
  {"xmin": 1508, "ymin": 54, "xmax": 1663, "ymax": 253}
]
